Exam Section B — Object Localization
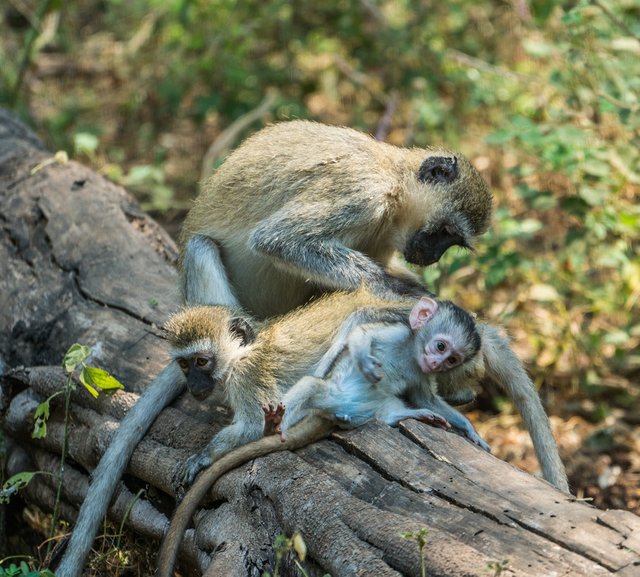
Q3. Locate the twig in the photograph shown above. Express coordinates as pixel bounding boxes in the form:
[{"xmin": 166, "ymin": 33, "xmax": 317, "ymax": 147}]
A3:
[
  {"xmin": 200, "ymin": 89, "xmax": 279, "ymax": 181},
  {"xmin": 446, "ymin": 49, "xmax": 537, "ymax": 83},
  {"xmin": 375, "ymin": 91, "xmax": 399, "ymax": 141},
  {"xmin": 591, "ymin": 0, "xmax": 640, "ymax": 42},
  {"xmin": 10, "ymin": 0, "xmax": 57, "ymax": 106}
]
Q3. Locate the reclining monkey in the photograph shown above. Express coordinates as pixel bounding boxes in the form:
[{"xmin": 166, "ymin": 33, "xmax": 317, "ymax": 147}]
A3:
[{"xmin": 155, "ymin": 295, "xmax": 491, "ymax": 576}]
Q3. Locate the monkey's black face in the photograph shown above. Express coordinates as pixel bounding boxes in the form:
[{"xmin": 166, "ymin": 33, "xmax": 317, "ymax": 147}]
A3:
[
  {"xmin": 178, "ymin": 354, "xmax": 219, "ymax": 400},
  {"xmin": 404, "ymin": 225, "xmax": 467, "ymax": 266}
]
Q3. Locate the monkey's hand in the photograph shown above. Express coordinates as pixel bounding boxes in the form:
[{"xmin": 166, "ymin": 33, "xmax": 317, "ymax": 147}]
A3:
[
  {"xmin": 383, "ymin": 274, "xmax": 430, "ymax": 299},
  {"xmin": 357, "ymin": 354, "xmax": 384, "ymax": 383},
  {"xmin": 262, "ymin": 402, "xmax": 286, "ymax": 442},
  {"xmin": 177, "ymin": 450, "xmax": 213, "ymax": 497}
]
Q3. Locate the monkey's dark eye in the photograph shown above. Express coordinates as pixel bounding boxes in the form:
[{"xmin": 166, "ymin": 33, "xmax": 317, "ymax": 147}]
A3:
[
  {"xmin": 177, "ymin": 358, "xmax": 189, "ymax": 371},
  {"xmin": 436, "ymin": 341, "xmax": 447, "ymax": 352},
  {"xmin": 196, "ymin": 357, "xmax": 209, "ymax": 367},
  {"xmin": 447, "ymin": 356, "xmax": 458, "ymax": 365},
  {"xmin": 418, "ymin": 156, "xmax": 458, "ymax": 185}
]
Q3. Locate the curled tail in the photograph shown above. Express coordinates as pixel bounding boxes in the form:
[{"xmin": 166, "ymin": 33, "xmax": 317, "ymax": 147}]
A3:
[{"xmin": 156, "ymin": 415, "xmax": 334, "ymax": 577}]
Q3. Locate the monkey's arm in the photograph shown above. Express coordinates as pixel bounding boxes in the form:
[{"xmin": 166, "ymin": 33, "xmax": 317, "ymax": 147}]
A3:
[
  {"xmin": 478, "ymin": 324, "xmax": 570, "ymax": 493},
  {"xmin": 180, "ymin": 404, "xmax": 267, "ymax": 488},
  {"xmin": 314, "ymin": 305, "xmax": 411, "ymax": 378},
  {"xmin": 180, "ymin": 233, "xmax": 241, "ymax": 307},
  {"xmin": 55, "ymin": 362, "xmax": 186, "ymax": 577},
  {"xmin": 248, "ymin": 201, "xmax": 425, "ymax": 298},
  {"xmin": 348, "ymin": 323, "xmax": 410, "ymax": 383},
  {"xmin": 157, "ymin": 415, "xmax": 335, "ymax": 577},
  {"xmin": 346, "ymin": 325, "xmax": 383, "ymax": 382}
]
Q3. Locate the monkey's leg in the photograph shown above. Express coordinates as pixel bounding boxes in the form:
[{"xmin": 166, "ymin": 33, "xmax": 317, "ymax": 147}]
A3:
[
  {"xmin": 55, "ymin": 362, "xmax": 186, "ymax": 577},
  {"xmin": 249, "ymin": 203, "xmax": 425, "ymax": 299},
  {"xmin": 180, "ymin": 234, "xmax": 241, "ymax": 307},
  {"xmin": 180, "ymin": 416, "xmax": 265, "ymax": 489},
  {"xmin": 280, "ymin": 376, "xmax": 330, "ymax": 433},
  {"xmin": 479, "ymin": 324, "xmax": 570, "ymax": 492}
]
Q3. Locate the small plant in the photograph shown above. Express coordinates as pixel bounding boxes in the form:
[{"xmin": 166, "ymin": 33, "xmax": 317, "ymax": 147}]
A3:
[
  {"xmin": 486, "ymin": 558, "xmax": 510, "ymax": 576},
  {"xmin": 262, "ymin": 532, "xmax": 330, "ymax": 577},
  {"xmin": 0, "ymin": 559, "xmax": 56, "ymax": 577},
  {"xmin": 400, "ymin": 528, "xmax": 428, "ymax": 577},
  {"xmin": 1, "ymin": 344, "xmax": 124, "ymax": 506},
  {"xmin": 1, "ymin": 343, "xmax": 124, "ymax": 562}
]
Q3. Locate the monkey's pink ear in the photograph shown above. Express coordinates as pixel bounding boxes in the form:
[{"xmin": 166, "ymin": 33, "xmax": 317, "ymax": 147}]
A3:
[{"xmin": 409, "ymin": 297, "xmax": 439, "ymax": 329}]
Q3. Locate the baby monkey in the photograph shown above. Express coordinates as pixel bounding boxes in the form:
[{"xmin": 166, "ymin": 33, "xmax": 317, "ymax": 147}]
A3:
[
  {"xmin": 156, "ymin": 297, "xmax": 487, "ymax": 577},
  {"xmin": 279, "ymin": 296, "xmax": 489, "ymax": 450}
]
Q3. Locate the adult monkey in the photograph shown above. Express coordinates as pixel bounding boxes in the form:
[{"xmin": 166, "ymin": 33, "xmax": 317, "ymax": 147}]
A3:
[{"xmin": 180, "ymin": 120, "xmax": 493, "ymax": 317}]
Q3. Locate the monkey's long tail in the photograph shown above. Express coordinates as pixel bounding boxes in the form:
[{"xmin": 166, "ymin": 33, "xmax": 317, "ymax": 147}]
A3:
[
  {"xmin": 156, "ymin": 416, "xmax": 334, "ymax": 577},
  {"xmin": 55, "ymin": 362, "xmax": 186, "ymax": 577},
  {"xmin": 480, "ymin": 325, "xmax": 570, "ymax": 494}
]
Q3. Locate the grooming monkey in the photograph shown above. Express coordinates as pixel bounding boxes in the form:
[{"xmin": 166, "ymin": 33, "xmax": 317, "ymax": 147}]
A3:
[
  {"xmin": 156, "ymin": 297, "xmax": 490, "ymax": 577},
  {"xmin": 180, "ymin": 120, "xmax": 493, "ymax": 318}
]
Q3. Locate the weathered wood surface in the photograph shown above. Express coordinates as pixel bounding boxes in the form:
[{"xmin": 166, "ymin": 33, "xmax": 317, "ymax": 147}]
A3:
[{"xmin": 1, "ymin": 108, "xmax": 639, "ymax": 577}]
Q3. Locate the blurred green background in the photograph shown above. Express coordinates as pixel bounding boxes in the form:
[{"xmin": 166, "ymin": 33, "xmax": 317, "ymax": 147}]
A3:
[{"xmin": 1, "ymin": 0, "xmax": 638, "ymax": 541}]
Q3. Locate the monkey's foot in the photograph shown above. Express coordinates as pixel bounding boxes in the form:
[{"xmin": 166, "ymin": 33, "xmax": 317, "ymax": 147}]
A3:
[
  {"xmin": 177, "ymin": 451, "xmax": 213, "ymax": 497},
  {"xmin": 262, "ymin": 402, "xmax": 286, "ymax": 441},
  {"xmin": 412, "ymin": 409, "xmax": 451, "ymax": 430},
  {"xmin": 457, "ymin": 425, "xmax": 491, "ymax": 453}
]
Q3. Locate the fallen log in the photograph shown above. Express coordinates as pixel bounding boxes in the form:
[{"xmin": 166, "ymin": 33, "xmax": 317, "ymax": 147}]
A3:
[{"xmin": 0, "ymin": 108, "xmax": 638, "ymax": 576}]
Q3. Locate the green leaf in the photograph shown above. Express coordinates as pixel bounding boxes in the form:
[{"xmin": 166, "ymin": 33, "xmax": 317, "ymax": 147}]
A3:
[
  {"xmin": 63, "ymin": 343, "xmax": 92, "ymax": 373},
  {"xmin": 0, "ymin": 472, "xmax": 36, "ymax": 504},
  {"xmin": 82, "ymin": 366, "xmax": 124, "ymax": 392},
  {"xmin": 32, "ymin": 399, "xmax": 50, "ymax": 439},
  {"xmin": 79, "ymin": 367, "xmax": 100, "ymax": 398},
  {"xmin": 73, "ymin": 131, "xmax": 100, "ymax": 156}
]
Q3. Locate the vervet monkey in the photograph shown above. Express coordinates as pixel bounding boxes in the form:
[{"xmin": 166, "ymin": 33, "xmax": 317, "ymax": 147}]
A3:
[
  {"xmin": 174, "ymin": 291, "xmax": 412, "ymax": 488},
  {"xmin": 171, "ymin": 295, "xmax": 568, "ymax": 493},
  {"xmin": 53, "ymin": 308, "xmax": 258, "ymax": 577},
  {"xmin": 279, "ymin": 296, "xmax": 490, "ymax": 452},
  {"xmin": 180, "ymin": 120, "xmax": 493, "ymax": 318}
]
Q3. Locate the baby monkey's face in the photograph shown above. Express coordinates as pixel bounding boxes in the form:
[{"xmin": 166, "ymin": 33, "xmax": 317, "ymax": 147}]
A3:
[{"xmin": 417, "ymin": 334, "xmax": 464, "ymax": 374}]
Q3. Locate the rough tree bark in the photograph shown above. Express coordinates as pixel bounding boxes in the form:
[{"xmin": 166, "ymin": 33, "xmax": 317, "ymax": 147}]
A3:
[{"xmin": 0, "ymin": 108, "xmax": 638, "ymax": 577}]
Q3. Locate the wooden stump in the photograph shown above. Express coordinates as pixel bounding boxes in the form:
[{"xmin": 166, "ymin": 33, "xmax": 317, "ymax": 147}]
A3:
[{"xmin": 1, "ymin": 108, "xmax": 638, "ymax": 576}]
